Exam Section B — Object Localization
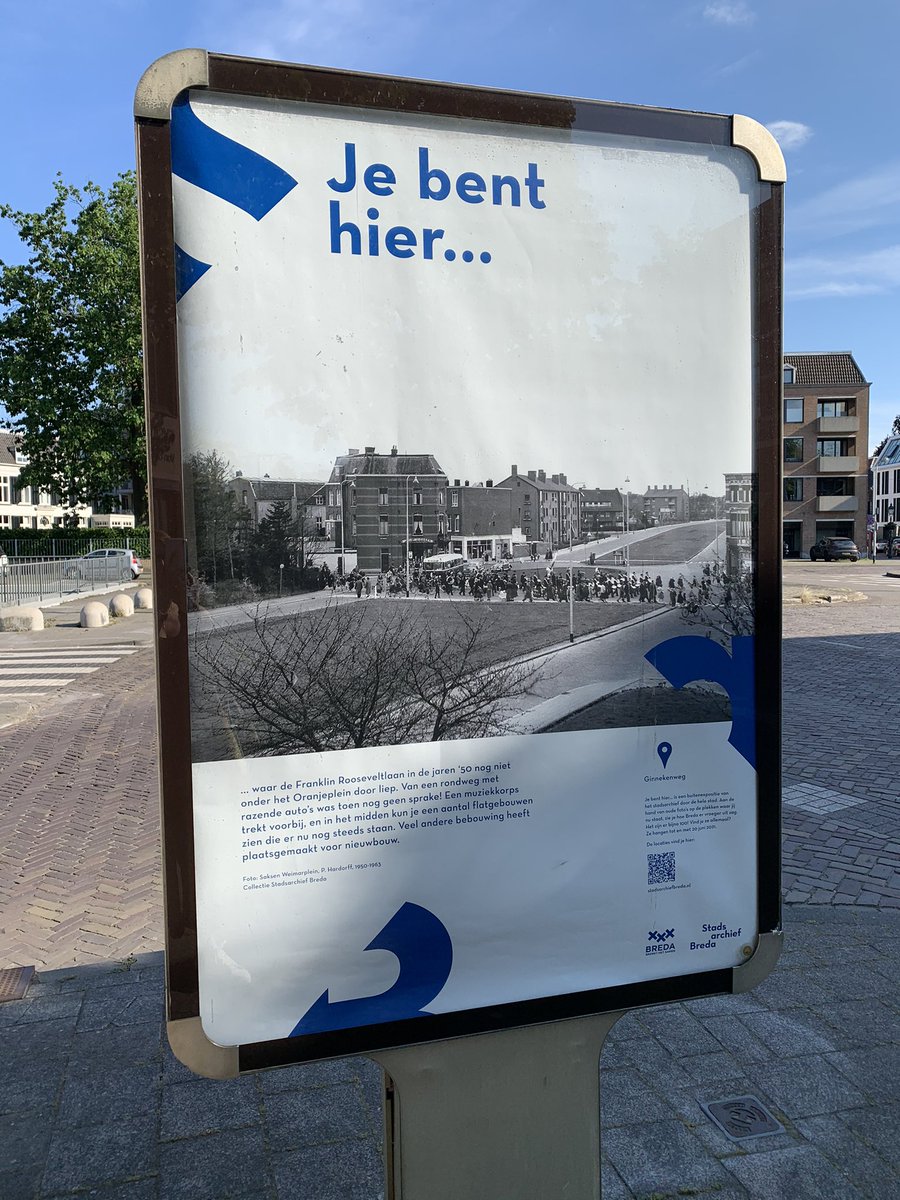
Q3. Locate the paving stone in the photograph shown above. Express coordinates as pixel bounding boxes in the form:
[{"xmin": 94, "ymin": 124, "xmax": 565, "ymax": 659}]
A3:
[
  {"xmin": 42, "ymin": 1114, "xmax": 158, "ymax": 1195},
  {"xmin": 738, "ymin": 1009, "xmax": 842, "ymax": 1058},
  {"xmin": 158, "ymin": 1126, "xmax": 271, "ymax": 1199},
  {"xmin": 160, "ymin": 1075, "xmax": 260, "ymax": 1141},
  {"xmin": 0, "ymin": 1163, "xmax": 43, "ymax": 1200},
  {"xmin": 263, "ymin": 1082, "xmax": 372, "ymax": 1151},
  {"xmin": 257, "ymin": 1056, "xmax": 361, "ymax": 1093},
  {"xmin": 271, "ymin": 1136, "xmax": 384, "ymax": 1200},
  {"xmin": 722, "ymin": 1144, "xmax": 868, "ymax": 1199},
  {"xmin": 0, "ymin": 1109, "xmax": 53, "ymax": 1169},
  {"xmin": 747, "ymin": 1056, "xmax": 867, "ymax": 1118},
  {"xmin": 824, "ymin": 1044, "xmax": 900, "ymax": 1099},
  {"xmin": 795, "ymin": 1114, "xmax": 900, "ymax": 1200},
  {"xmin": 634, "ymin": 1007, "xmax": 725, "ymax": 1058},
  {"xmin": 56, "ymin": 1062, "xmax": 161, "ymax": 1127},
  {"xmin": 602, "ymin": 1118, "xmax": 732, "ymax": 1197}
]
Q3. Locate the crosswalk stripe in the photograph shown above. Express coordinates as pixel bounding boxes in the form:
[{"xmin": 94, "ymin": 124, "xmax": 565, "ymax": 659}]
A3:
[
  {"xmin": 0, "ymin": 667, "xmax": 104, "ymax": 676},
  {"xmin": 0, "ymin": 644, "xmax": 144, "ymax": 699},
  {"xmin": 0, "ymin": 657, "xmax": 121, "ymax": 665},
  {"xmin": 0, "ymin": 679, "xmax": 77, "ymax": 689}
]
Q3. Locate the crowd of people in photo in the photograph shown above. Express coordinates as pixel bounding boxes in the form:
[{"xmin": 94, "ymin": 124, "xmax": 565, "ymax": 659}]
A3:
[{"xmin": 318, "ymin": 558, "xmax": 731, "ymax": 608}]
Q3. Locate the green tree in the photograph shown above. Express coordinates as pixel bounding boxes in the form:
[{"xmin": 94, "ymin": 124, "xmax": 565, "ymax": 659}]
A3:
[
  {"xmin": 0, "ymin": 173, "xmax": 145, "ymax": 525},
  {"xmin": 188, "ymin": 450, "xmax": 242, "ymax": 586}
]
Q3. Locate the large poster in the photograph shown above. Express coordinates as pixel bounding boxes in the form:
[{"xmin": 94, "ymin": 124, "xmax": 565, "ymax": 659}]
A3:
[{"xmin": 170, "ymin": 87, "xmax": 765, "ymax": 1049}]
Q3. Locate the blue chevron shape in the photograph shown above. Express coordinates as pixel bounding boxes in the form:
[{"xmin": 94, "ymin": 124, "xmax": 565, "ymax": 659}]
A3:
[
  {"xmin": 644, "ymin": 634, "xmax": 756, "ymax": 768},
  {"xmin": 289, "ymin": 902, "xmax": 454, "ymax": 1037},
  {"xmin": 174, "ymin": 243, "xmax": 212, "ymax": 301},
  {"xmin": 171, "ymin": 95, "xmax": 298, "ymax": 220}
]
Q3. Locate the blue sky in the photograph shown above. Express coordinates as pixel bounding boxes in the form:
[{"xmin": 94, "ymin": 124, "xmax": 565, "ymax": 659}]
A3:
[{"xmin": 2, "ymin": 0, "xmax": 897, "ymax": 444}]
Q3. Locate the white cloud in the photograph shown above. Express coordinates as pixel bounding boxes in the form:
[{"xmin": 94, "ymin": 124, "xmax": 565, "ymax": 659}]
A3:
[
  {"xmin": 766, "ymin": 120, "xmax": 813, "ymax": 151},
  {"xmin": 786, "ymin": 244, "xmax": 900, "ymax": 299},
  {"xmin": 703, "ymin": 2, "xmax": 755, "ymax": 26},
  {"xmin": 790, "ymin": 163, "xmax": 900, "ymax": 238}
]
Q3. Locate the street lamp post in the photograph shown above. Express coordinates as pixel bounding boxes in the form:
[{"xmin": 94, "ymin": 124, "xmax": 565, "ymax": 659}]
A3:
[
  {"xmin": 336, "ymin": 479, "xmax": 344, "ymax": 577},
  {"xmin": 568, "ymin": 524, "xmax": 575, "ymax": 642},
  {"xmin": 623, "ymin": 476, "xmax": 630, "ymax": 569},
  {"xmin": 405, "ymin": 475, "xmax": 419, "ymax": 597}
]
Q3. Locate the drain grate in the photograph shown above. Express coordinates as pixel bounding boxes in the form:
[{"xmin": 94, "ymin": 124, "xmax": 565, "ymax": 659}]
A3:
[
  {"xmin": 700, "ymin": 1095, "xmax": 784, "ymax": 1142},
  {"xmin": 0, "ymin": 965, "xmax": 35, "ymax": 1004}
]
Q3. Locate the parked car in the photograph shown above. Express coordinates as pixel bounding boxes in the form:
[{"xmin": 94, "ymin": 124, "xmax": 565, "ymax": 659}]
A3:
[
  {"xmin": 876, "ymin": 539, "xmax": 888, "ymax": 554},
  {"xmin": 809, "ymin": 537, "xmax": 859, "ymax": 563},
  {"xmin": 68, "ymin": 548, "xmax": 143, "ymax": 580}
]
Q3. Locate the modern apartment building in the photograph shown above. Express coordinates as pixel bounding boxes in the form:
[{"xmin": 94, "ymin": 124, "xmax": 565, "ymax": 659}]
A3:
[
  {"xmin": 782, "ymin": 353, "xmax": 870, "ymax": 557},
  {"xmin": 872, "ymin": 436, "xmax": 900, "ymax": 540}
]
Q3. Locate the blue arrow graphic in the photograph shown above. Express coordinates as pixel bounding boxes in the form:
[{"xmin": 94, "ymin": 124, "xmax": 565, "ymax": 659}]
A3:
[
  {"xmin": 171, "ymin": 95, "xmax": 298, "ymax": 220},
  {"xmin": 174, "ymin": 244, "xmax": 211, "ymax": 301},
  {"xmin": 644, "ymin": 634, "xmax": 756, "ymax": 768},
  {"xmin": 289, "ymin": 902, "xmax": 454, "ymax": 1037}
]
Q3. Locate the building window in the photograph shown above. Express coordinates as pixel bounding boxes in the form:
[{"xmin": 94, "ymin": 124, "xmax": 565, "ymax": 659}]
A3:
[
  {"xmin": 438, "ymin": 489, "xmax": 445, "ymax": 505},
  {"xmin": 451, "ymin": 491, "xmax": 459, "ymax": 507},
  {"xmin": 379, "ymin": 487, "xmax": 388, "ymax": 505},
  {"xmin": 894, "ymin": 468, "xmax": 900, "ymax": 494},
  {"xmin": 438, "ymin": 514, "xmax": 446, "ymax": 534},
  {"xmin": 783, "ymin": 365, "xmax": 795, "ymax": 385},
  {"xmin": 817, "ymin": 438, "xmax": 852, "ymax": 458},
  {"xmin": 453, "ymin": 515, "xmax": 460, "ymax": 533},
  {"xmin": 783, "ymin": 479, "xmax": 803, "ymax": 502},
  {"xmin": 351, "ymin": 515, "xmax": 357, "ymax": 535},
  {"xmin": 350, "ymin": 487, "xmax": 356, "ymax": 506},
  {"xmin": 0, "ymin": 476, "xmax": 9, "ymax": 503},
  {"xmin": 379, "ymin": 515, "xmax": 389, "ymax": 536},
  {"xmin": 413, "ymin": 488, "xmax": 422, "ymax": 506},
  {"xmin": 817, "ymin": 399, "xmax": 852, "ymax": 418},
  {"xmin": 783, "ymin": 438, "xmax": 803, "ymax": 463},
  {"xmin": 413, "ymin": 514, "xmax": 423, "ymax": 535},
  {"xmin": 784, "ymin": 397, "xmax": 803, "ymax": 423},
  {"xmin": 817, "ymin": 477, "xmax": 853, "ymax": 497}
]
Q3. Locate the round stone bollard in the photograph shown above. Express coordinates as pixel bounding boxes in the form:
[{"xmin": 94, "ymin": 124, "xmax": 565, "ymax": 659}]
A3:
[
  {"xmin": 108, "ymin": 592, "xmax": 135, "ymax": 618},
  {"xmin": 133, "ymin": 587, "xmax": 154, "ymax": 611},
  {"xmin": 80, "ymin": 601, "xmax": 110, "ymax": 629},
  {"xmin": 0, "ymin": 606, "xmax": 44, "ymax": 632}
]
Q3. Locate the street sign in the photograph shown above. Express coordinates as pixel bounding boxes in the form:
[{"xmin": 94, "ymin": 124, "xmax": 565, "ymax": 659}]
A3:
[{"xmin": 136, "ymin": 51, "xmax": 784, "ymax": 1078}]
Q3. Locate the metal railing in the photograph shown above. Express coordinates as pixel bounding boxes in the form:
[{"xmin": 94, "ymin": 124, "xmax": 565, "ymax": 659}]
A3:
[
  {"xmin": 0, "ymin": 557, "xmax": 134, "ymax": 608},
  {"xmin": 0, "ymin": 534, "xmax": 149, "ymax": 559}
]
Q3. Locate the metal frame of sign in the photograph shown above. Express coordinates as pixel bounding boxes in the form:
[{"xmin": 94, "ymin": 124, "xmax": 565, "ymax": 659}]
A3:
[{"xmin": 135, "ymin": 50, "xmax": 785, "ymax": 1078}]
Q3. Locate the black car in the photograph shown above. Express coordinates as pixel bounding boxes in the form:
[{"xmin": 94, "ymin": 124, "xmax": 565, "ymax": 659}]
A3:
[{"xmin": 809, "ymin": 537, "xmax": 859, "ymax": 562}]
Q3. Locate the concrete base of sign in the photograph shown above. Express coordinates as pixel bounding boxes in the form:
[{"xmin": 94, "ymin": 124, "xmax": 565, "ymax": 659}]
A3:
[
  {"xmin": 80, "ymin": 601, "xmax": 110, "ymax": 629},
  {"xmin": 371, "ymin": 1012, "xmax": 622, "ymax": 1200},
  {"xmin": 109, "ymin": 592, "xmax": 135, "ymax": 618},
  {"xmin": 133, "ymin": 587, "xmax": 153, "ymax": 611},
  {"xmin": 0, "ymin": 606, "xmax": 45, "ymax": 632}
]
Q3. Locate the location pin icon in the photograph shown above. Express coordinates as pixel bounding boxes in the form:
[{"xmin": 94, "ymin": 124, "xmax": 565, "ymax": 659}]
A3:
[{"xmin": 657, "ymin": 741, "xmax": 672, "ymax": 770}]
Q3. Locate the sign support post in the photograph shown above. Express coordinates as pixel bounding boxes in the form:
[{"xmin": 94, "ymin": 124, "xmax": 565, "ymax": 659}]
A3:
[{"xmin": 372, "ymin": 1012, "xmax": 622, "ymax": 1200}]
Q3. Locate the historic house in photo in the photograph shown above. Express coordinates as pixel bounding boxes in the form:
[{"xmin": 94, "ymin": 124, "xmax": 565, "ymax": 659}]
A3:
[
  {"xmin": 580, "ymin": 488, "xmax": 624, "ymax": 535},
  {"xmin": 228, "ymin": 474, "xmax": 327, "ymax": 536},
  {"xmin": 447, "ymin": 480, "xmax": 515, "ymax": 561},
  {"xmin": 643, "ymin": 484, "xmax": 687, "ymax": 525},
  {"xmin": 327, "ymin": 446, "xmax": 450, "ymax": 573},
  {"xmin": 493, "ymin": 466, "xmax": 581, "ymax": 548}
]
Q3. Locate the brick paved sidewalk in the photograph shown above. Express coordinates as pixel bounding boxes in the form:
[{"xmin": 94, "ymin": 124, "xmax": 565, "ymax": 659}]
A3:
[
  {"xmin": 1, "ymin": 591, "xmax": 898, "ymax": 1197},
  {"xmin": 1, "ymin": 903, "xmax": 897, "ymax": 1200}
]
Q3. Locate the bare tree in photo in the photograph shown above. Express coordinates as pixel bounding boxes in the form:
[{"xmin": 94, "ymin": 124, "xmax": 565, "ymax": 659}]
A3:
[{"xmin": 190, "ymin": 602, "xmax": 540, "ymax": 759}]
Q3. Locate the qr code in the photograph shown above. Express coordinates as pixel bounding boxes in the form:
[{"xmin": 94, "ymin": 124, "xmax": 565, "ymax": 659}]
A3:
[{"xmin": 648, "ymin": 852, "xmax": 676, "ymax": 885}]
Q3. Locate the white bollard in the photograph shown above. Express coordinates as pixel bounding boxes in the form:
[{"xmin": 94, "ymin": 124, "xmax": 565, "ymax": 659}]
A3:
[
  {"xmin": 109, "ymin": 593, "xmax": 135, "ymax": 618},
  {"xmin": 0, "ymin": 606, "xmax": 44, "ymax": 632},
  {"xmin": 80, "ymin": 601, "xmax": 110, "ymax": 629},
  {"xmin": 133, "ymin": 587, "xmax": 154, "ymax": 611}
]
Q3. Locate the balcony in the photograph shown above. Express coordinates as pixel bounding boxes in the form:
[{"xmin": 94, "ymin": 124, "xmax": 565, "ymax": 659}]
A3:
[
  {"xmin": 818, "ymin": 416, "xmax": 859, "ymax": 434},
  {"xmin": 816, "ymin": 495, "xmax": 858, "ymax": 513},
  {"xmin": 817, "ymin": 455, "xmax": 859, "ymax": 473}
]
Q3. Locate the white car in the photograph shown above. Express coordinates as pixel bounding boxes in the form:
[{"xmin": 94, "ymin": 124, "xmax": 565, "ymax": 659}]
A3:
[{"xmin": 69, "ymin": 548, "xmax": 143, "ymax": 580}]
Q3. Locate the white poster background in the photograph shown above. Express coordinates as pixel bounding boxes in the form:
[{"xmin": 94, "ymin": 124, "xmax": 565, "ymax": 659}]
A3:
[
  {"xmin": 173, "ymin": 92, "xmax": 763, "ymax": 1046},
  {"xmin": 193, "ymin": 722, "xmax": 756, "ymax": 1046}
]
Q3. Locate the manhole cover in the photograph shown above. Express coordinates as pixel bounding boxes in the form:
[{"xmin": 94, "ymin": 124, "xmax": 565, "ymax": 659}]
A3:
[
  {"xmin": 700, "ymin": 1095, "xmax": 784, "ymax": 1141},
  {"xmin": 0, "ymin": 965, "xmax": 35, "ymax": 1004}
]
